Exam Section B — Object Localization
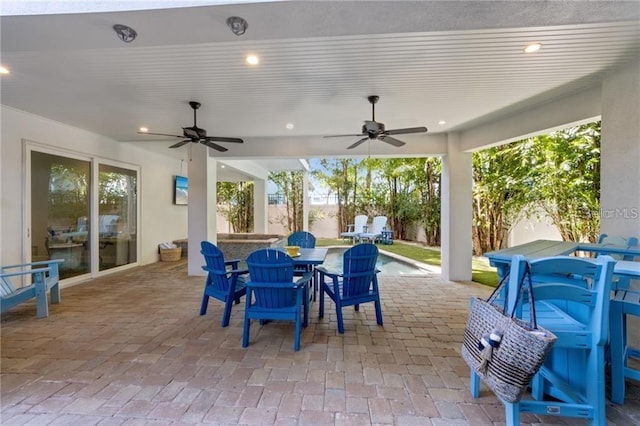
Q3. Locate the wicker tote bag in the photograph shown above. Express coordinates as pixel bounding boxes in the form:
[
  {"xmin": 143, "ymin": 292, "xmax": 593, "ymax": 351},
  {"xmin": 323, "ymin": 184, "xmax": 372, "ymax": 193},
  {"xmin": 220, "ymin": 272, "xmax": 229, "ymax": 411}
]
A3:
[{"xmin": 461, "ymin": 263, "xmax": 557, "ymax": 403}]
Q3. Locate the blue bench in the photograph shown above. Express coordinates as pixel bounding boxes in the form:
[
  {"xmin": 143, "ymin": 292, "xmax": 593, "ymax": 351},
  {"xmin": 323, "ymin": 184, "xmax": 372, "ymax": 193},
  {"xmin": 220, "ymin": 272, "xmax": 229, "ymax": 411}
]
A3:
[{"xmin": 1, "ymin": 260, "xmax": 63, "ymax": 318}]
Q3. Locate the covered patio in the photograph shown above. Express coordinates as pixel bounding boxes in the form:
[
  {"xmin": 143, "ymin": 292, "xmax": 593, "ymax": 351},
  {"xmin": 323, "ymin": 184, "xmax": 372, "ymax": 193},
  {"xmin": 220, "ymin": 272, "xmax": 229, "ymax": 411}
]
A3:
[{"xmin": 1, "ymin": 260, "xmax": 638, "ymax": 425}]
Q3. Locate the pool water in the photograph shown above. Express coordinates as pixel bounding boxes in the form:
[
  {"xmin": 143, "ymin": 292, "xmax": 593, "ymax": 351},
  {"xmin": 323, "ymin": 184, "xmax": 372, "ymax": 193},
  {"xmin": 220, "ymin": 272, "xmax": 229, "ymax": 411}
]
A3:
[{"xmin": 322, "ymin": 247, "xmax": 432, "ymax": 275}]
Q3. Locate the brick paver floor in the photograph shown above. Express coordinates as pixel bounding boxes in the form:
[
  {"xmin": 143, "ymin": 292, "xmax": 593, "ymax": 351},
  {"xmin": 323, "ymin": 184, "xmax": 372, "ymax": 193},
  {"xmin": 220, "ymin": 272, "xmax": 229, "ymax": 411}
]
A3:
[{"xmin": 1, "ymin": 260, "xmax": 638, "ymax": 425}]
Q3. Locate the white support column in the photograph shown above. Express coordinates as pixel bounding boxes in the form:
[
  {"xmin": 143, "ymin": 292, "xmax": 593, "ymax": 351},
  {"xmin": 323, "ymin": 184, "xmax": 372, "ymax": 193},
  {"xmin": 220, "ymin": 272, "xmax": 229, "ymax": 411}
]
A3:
[
  {"xmin": 187, "ymin": 145, "xmax": 217, "ymax": 276},
  {"xmin": 253, "ymin": 178, "xmax": 267, "ymax": 233},
  {"xmin": 441, "ymin": 132, "xmax": 473, "ymax": 281},
  {"xmin": 303, "ymin": 171, "xmax": 310, "ymax": 232},
  {"xmin": 600, "ymin": 60, "xmax": 640, "ymax": 238}
]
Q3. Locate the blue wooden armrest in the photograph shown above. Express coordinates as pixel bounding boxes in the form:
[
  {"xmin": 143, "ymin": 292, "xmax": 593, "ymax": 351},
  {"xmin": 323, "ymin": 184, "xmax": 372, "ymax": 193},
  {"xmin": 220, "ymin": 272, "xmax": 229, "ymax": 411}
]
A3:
[
  {"xmin": 1, "ymin": 260, "xmax": 62, "ymax": 318},
  {"xmin": 295, "ymin": 271, "xmax": 313, "ymax": 285},
  {"xmin": 1, "ymin": 259, "xmax": 64, "ymax": 272},
  {"xmin": 202, "ymin": 265, "xmax": 248, "ymax": 275},
  {"xmin": 316, "ymin": 265, "xmax": 341, "ymax": 277},
  {"xmin": 1, "ymin": 268, "xmax": 52, "ymax": 279}
]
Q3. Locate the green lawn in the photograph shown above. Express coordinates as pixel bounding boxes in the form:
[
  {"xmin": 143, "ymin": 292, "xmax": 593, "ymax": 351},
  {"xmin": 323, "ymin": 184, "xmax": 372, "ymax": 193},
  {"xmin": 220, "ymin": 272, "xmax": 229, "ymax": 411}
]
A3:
[{"xmin": 316, "ymin": 238, "xmax": 499, "ymax": 287}]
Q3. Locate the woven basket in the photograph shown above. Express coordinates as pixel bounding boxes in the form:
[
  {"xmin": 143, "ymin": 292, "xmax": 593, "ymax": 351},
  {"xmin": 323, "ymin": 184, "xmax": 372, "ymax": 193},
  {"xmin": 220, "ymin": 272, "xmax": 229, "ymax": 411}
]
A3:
[{"xmin": 160, "ymin": 247, "xmax": 182, "ymax": 262}]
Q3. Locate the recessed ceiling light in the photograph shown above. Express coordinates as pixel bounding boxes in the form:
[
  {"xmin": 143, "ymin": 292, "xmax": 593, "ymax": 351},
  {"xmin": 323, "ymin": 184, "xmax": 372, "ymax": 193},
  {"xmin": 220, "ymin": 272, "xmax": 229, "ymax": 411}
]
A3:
[
  {"xmin": 221, "ymin": 165, "xmax": 226, "ymax": 168},
  {"xmin": 286, "ymin": 123, "xmax": 294, "ymax": 130},
  {"xmin": 524, "ymin": 43, "xmax": 542, "ymax": 53},
  {"xmin": 246, "ymin": 55, "xmax": 259, "ymax": 65},
  {"xmin": 438, "ymin": 120, "xmax": 446, "ymax": 125},
  {"xmin": 139, "ymin": 127, "xmax": 148, "ymax": 133},
  {"xmin": 0, "ymin": 65, "xmax": 9, "ymax": 75}
]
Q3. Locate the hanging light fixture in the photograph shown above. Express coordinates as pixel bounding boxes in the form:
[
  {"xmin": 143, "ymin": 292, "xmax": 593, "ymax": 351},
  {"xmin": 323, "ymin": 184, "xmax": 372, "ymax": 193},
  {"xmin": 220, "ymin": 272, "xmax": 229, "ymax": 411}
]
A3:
[{"xmin": 113, "ymin": 24, "xmax": 137, "ymax": 43}]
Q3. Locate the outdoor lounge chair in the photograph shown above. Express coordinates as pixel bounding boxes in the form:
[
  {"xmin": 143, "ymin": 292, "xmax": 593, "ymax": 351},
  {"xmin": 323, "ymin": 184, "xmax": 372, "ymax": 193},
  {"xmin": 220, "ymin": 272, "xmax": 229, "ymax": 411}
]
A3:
[
  {"xmin": 359, "ymin": 215, "xmax": 388, "ymax": 243},
  {"xmin": 340, "ymin": 215, "xmax": 368, "ymax": 244}
]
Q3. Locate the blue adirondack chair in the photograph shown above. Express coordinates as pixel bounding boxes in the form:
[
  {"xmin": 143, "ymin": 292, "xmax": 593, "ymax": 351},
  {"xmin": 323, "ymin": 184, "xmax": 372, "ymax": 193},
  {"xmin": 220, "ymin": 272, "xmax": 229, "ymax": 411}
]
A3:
[
  {"xmin": 200, "ymin": 241, "xmax": 248, "ymax": 327},
  {"xmin": 287, "ymin": 231, "xmax": 316, "ymax": 249},
  {"xmin": 288, "ymin": 231, "xmax": 317, "ymax": 300},
  {"xmin": 1, "ymin": 259, "xmax": 64, "ymax": 318},
  {"xmin": 316, "ymin": 243, "xmax": 383, "ymax": 333},
  {"xmin": 469, "ymin": 254, "xmax": 616, "ymax": 425},
  {"xmin": 243, "ymin": 249, "xmax": 311, "ymax": 351}
]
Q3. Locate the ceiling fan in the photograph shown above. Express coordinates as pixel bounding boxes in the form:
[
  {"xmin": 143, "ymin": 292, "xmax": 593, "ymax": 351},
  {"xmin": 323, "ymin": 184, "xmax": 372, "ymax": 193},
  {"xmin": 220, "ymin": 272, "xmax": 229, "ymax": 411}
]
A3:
[
  {"xmin": 324, "ymin": 95, "xmax": 428, "ymax": 149},
  {"xmin": 137, "ymin": 101, "xmax": 243, "ymax": 152}
]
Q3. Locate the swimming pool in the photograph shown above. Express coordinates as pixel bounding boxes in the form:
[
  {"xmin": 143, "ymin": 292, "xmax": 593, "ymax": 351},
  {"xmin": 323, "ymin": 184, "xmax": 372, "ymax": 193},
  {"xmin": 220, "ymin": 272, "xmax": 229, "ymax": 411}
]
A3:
[{"xmin": 322, "ymin": 247, "xmax": 435, "ymax": 275}]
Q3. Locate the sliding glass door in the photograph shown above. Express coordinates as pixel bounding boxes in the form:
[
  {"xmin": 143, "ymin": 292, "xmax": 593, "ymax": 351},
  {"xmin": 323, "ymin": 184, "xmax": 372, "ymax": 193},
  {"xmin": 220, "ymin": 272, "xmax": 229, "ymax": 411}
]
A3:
[
  {"xmin": 98, "ymin": 164, "xmax": 137, "ymax": 271},
  {"xmin": 30, "ymin": 148, "xmax": 138, "ymax": 279},
  {"xmin": 31, "ymin": 151, "xmax": 91, "ymax": 279}
]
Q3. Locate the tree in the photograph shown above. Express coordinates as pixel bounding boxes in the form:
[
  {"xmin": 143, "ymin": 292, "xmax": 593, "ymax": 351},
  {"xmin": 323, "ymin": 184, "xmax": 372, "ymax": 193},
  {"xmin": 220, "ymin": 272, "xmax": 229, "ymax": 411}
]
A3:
[
  {"xmin": 472, "ymin": 143, "xmax": 530, "ymax": 255},
  {"xmin": 269, "ymin": 171, "xmax": 305, "ymax": 233},
  {"xmin": 313, "ymin": 157, "xmax": 441, "ymax": 244},
  {"xmin": 313, "ymin": 159, "xmax": 361, "ymax": 234},
  {"xmin": 217, "ymin": 181, "xmax": 254, "ymax": 233},
  {"xmin": 526, "ymin": 122, "xmax": 601, "ymax": 242},
  {"xmin": 471, "ymin": 121, "xmax": 601, "ymax": 254}
]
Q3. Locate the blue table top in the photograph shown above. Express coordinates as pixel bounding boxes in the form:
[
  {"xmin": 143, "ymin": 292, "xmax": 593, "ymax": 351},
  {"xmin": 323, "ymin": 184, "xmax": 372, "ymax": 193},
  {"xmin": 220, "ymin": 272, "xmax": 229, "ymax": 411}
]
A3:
[
  {"xmin": 485, "ymin": 239, "xmax": 640, "ymax": 263},
  {"xmin": 292, "ymin": 248, "xmax": 328, "ymax": 265},
  {"xmin": 613, "ymin": 260, "xmax": 640, "ymax": 279}
]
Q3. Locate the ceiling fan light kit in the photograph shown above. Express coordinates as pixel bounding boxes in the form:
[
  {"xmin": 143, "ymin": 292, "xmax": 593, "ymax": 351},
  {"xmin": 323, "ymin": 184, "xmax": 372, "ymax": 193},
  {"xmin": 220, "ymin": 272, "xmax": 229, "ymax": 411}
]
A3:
[
  {"xmin": 138, "ymin": 101, "xmax": 244, "ymax": 152},
  {"xmin": 324, "ymin": 95, "xmax": 428, "ymax": 149}
]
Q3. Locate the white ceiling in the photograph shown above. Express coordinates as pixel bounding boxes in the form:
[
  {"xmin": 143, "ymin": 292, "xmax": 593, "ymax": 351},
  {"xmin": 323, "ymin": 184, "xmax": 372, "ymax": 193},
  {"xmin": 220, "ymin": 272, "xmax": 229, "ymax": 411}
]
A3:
[{"xmin": 2, "ymin": 1, "xmax": 639, "ymax": 167}]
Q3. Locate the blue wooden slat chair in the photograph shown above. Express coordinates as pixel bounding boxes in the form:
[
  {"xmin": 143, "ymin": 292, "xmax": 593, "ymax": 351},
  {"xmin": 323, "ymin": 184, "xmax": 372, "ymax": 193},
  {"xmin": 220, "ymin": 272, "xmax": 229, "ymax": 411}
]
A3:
[
  {"xmin": 340, "ymin": 215, "xmax": 368, "ymax": 244},
  {"xmin": 1, "ymin": 259, "xmax": 64, "ymax": 318},
  {"xmin": 287, "ymin": 231, "xmax": 316, "ymax": 249},
  {"xmin": 288, "ymin": 230, "xmax": 317, "ymax": 301},
  {"xmin": 597, "ymin": 233, "xmax": 638, "ymax": 289},
  {"xmin": 610, "ymin": 288, "xmax": 640, "ymax": 404},
  {"xmin": 607, "ymin": 234, "xmax": 640, "ymax": 404},
  {"xmin": 469, "ymin": 254, "xmax": 616, "ymax": 425},
  {"xmin": 200, "ymin": 241, "xmax": 249, "ymax": 327},
  {"xmin": 243, "ymin": 249, "xmax": 312, "ymax": 351},
  {"xmin": 317, "ymin": 243, "xmax": 382, "ymax": 333}
]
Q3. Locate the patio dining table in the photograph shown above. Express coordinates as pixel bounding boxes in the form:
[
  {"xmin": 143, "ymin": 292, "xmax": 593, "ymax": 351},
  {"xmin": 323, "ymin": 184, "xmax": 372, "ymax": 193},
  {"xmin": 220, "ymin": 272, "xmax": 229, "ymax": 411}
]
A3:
[{"xmin": 292, "ymin": 247, "xmax": 328, "ymax": 302}]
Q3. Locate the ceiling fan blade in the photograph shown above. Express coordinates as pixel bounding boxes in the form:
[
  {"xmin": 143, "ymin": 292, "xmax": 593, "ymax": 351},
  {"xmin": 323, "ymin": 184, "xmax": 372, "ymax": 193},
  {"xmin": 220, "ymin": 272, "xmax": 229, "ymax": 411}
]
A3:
[
  {"xmin": 378, "ymin": 135, "xmax": 406, "ymax": 147},
  {"xmin": 384, "ymin": 126, "xmax": 428, "ymax": 135},
  {"xmin": 206, "ymin": 136, "xmax": 244, "ymax": 144},
  {"xmin": 169, "ymin": 140, "xmax": 191, "ymax": 148},
  {"xmin": 201, "ymin": 140, "xmax": 228, "ymax": 152},
  {"xmin": 138, "ymin": 131, "xmax": 183, "ymax": 138},
  {"xmin": 347, "ymin": 137, "xmax": 369, "ymax": 149},
  {"xmin": 324, "ymin": 133, "xmax": 366, "ymax": 138}
]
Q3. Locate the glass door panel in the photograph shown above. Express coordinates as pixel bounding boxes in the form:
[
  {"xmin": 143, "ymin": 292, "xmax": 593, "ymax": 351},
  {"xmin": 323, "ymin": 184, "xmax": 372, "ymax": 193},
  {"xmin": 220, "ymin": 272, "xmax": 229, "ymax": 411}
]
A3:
[
  {"xmin": 98, "ymin": 164, "xmax": 137, "ymax": 271},
  {"xmin": 31, "ymin": 151, "xmax": 90, "ymax": 279}
]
